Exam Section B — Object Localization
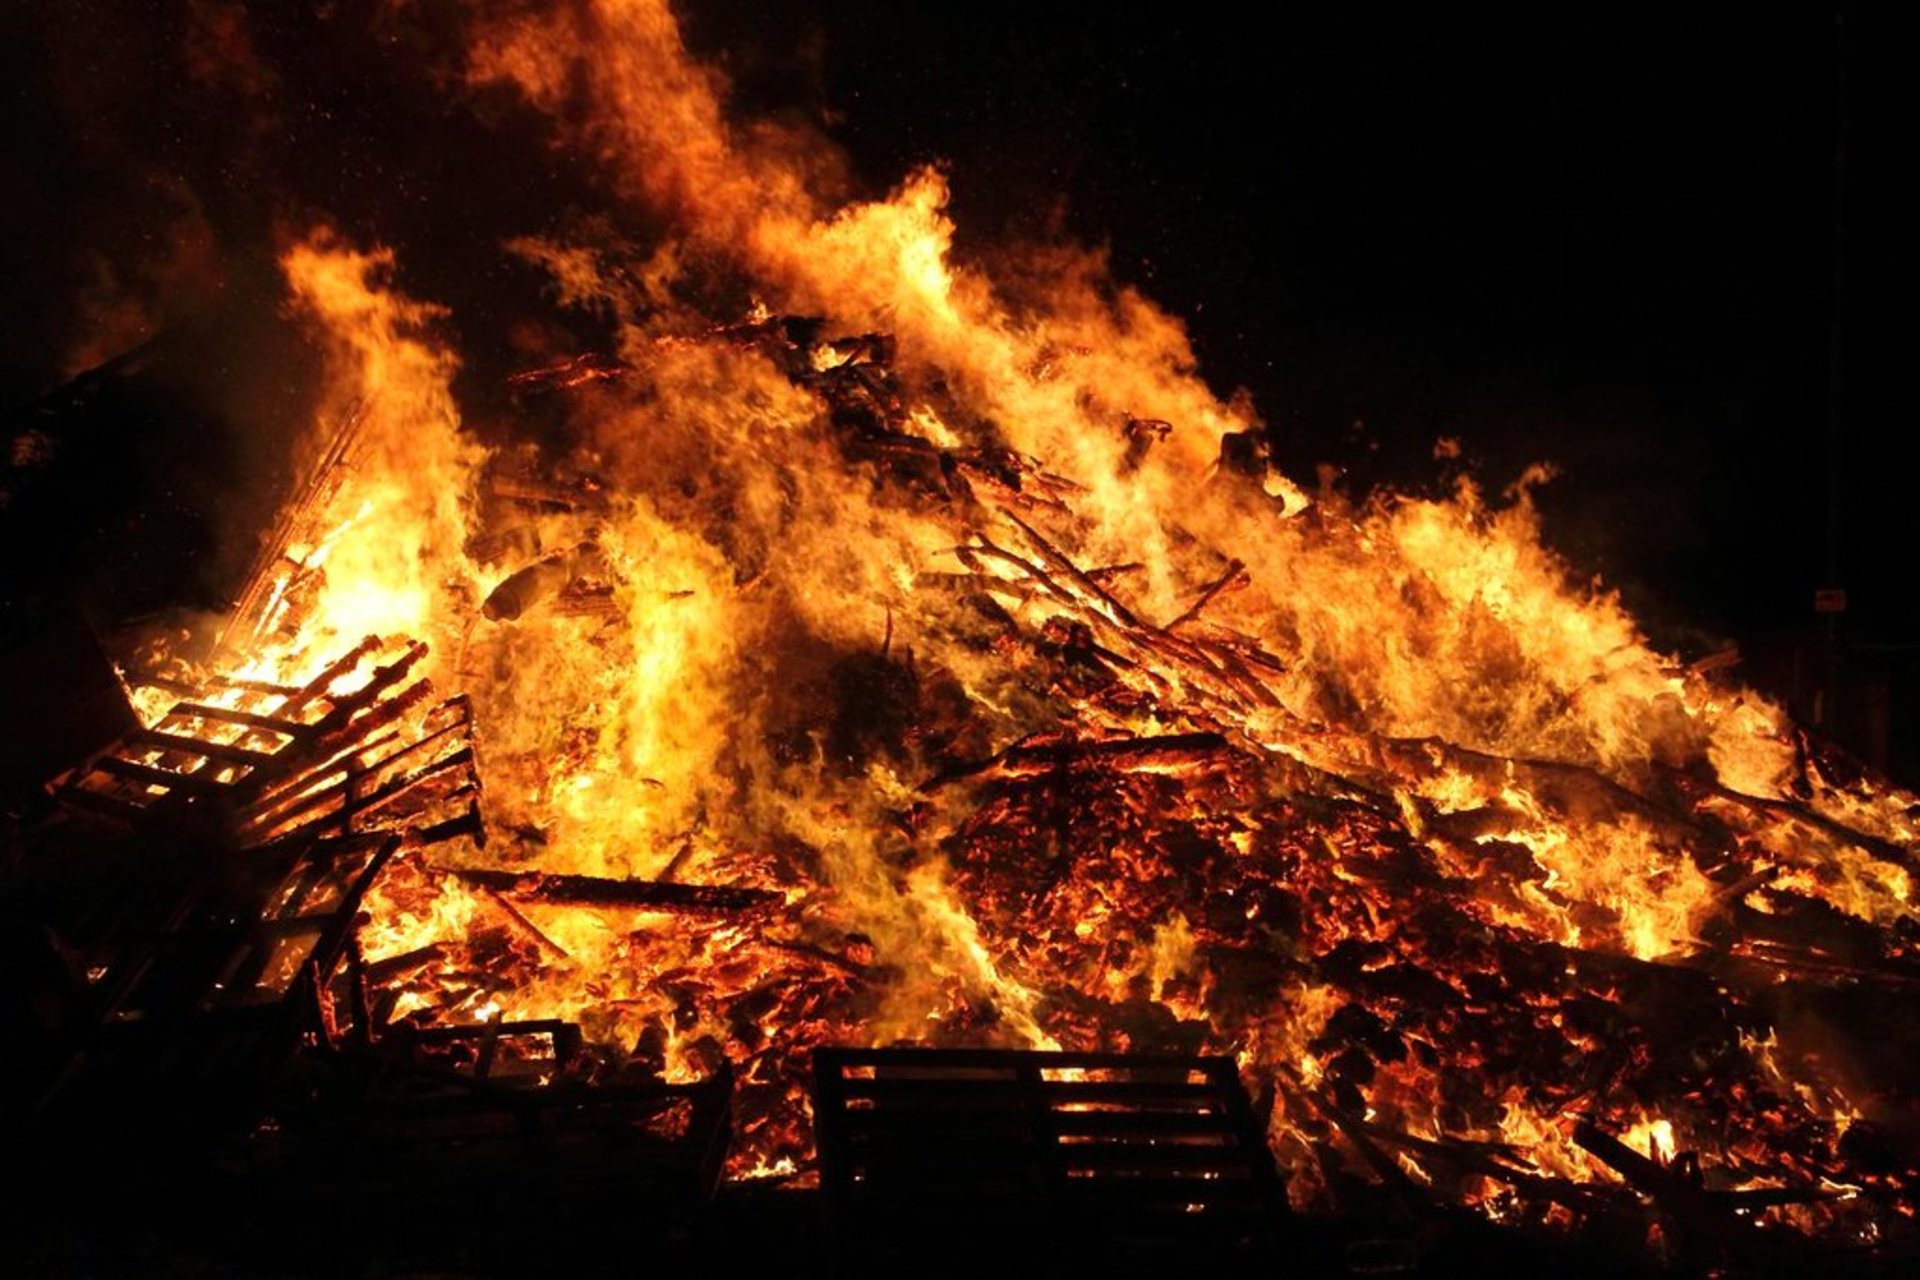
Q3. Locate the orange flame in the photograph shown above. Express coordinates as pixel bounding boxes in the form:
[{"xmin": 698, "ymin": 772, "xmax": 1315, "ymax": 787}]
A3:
[{"xmin": 124, "ymin": 0, "xmax": 1915, "ymax": 1237}]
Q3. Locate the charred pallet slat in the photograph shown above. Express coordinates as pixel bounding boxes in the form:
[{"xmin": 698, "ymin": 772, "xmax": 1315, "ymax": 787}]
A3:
[
  {"xmin": 437, "ymin": 865, "xmax": 781, "ymax": 915},
  {"xmin": 132, "ymin": 727, "xmax": 279, "ymax": 767}
]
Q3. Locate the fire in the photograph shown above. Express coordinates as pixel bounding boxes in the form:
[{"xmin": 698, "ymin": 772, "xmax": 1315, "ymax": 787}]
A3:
[
  {"xmin": 104, "ymin": 0, "xmax": 1918, "ymax": 1251},
  {"xmin": 274, "ymin": 234, "xmax": 485, "ymax": 665},
  {"xmin": 1623, "ymin": 1117, "xmax": 1680, "ymax": 1167}
]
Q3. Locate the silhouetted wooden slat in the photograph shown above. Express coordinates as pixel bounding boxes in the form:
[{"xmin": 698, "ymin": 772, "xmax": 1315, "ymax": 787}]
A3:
[
  {"xmin": 407, "ymin": 804, "xmax": 486, "ymax": 846},
  {"xmin": 295, "ymin": 676, "xmax": 431, "ymax": 756},
  {"xmin": 92, "ymin": 754, "xmax": 237, "ymax": 796},
  {"xmin": 168, "ymin": 702, "xmax": 309, "ymax": 738},
  {"xmin": 1049, "ymin": 1176, "xmax": 1278, "ymax": 1208},
  {"xmin": 57, "ymin": 784, "xmax": 151, "ymax": 823},
  {"xmin": 60, "ymin": 641, "xmax": 477, "ymax": 852},
  {"xmin": 844, "ymin": 1105, "xmax": 1242, "ymax": 1144},
  {"xmin": 835, "ymin": 1077, "xmax": 1032, "ymax": 1108},
  {"xmin": 244, "ymin": 697, "xmax": 474, "ymax": 827},
  {"xmin": 1047, "ymin": 1109, "xmax": 1242, "ymax": 1138},
  {"xmin": 132, "ymin": 728, "xmax": 277, "ymax": 768},
  {"xmin": 435, "ymin": 867, "xmax": 780, "ymax": 914},
  {"xmin": 216, "ymin": 402, "xmax": 366, "ymax": 658},
  {"xmin": 1050, "ymin": 1142, "xmax": 1261, "ymax": 1174}
]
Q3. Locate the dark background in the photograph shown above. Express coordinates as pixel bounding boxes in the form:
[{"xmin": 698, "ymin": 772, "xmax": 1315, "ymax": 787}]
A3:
[{"xmin": 3, "ymin": 3, "xmax": 1917, "ymax": 774}]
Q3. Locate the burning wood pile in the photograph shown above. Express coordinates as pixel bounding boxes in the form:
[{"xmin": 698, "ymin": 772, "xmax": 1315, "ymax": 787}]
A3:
[
  {"xmin": 4, "ymin": 1, "xmax": 1918, "ymax": 1272},
  {"xmin": 11, "ymin": 298, "xmax": 1914, "ymax": 1270}
]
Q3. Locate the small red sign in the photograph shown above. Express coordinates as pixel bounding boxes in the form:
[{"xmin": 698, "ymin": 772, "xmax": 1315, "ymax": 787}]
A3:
[{"xmin": 1814, "ymin": 588, "xmax": 1848, "ymax": 614}]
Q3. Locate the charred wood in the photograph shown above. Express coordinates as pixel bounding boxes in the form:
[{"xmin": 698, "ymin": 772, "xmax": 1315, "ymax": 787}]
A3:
[{"xmin": 435, "ymin": 867, "xmax": 780, "ymax": 915}]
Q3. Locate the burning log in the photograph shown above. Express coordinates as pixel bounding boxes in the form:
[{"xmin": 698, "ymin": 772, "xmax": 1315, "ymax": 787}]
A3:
[
  {"xmin": 762, "ymin": 937, "xmax": 873, "ymax": 981},
  {"xmin": 1716, "ymin": 938, "xmax": 1920, "ymax": 987},
  {"xmin": 1678, "ymin": 768, "xmax": 1920, "ymax": 882},
  {"xmin": 927, "ymin": 731, "xmax": 1232, "ymax": 789},
  {"xmin": 478, "ymin": 887, "xmax": 572, "ymax": 960}
]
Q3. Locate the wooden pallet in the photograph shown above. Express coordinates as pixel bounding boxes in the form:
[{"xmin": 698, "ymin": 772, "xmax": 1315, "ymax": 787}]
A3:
[
  {"xmin": 263, "ymin": 1024, "xmax": 735, "ymax": 1256},
  {"xmin": 60, "ymin": 637, "xmax": 481, "ymax": 848},
  {"xmin": 30, "ymin": 832, "xmax": 398, "ymax": 1144},
  {"xmin": 813, "ymin": 1046, "xmax": 1286, "ymax": 1270}
]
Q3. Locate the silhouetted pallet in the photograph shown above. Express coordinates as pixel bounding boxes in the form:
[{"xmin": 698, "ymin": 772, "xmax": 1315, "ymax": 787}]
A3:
[{"xmin": 813, "ymin": 1046, "xmax": 1286, "ymax": 1272}]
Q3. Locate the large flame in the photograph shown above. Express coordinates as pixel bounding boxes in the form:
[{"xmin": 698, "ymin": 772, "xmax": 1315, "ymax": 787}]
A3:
[{"xmin": 130, "ymin": 0, "xmax": 1916, "ymax": 1243}]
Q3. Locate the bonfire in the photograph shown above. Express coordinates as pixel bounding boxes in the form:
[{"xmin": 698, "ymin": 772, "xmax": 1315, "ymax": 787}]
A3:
[{"xmin": 21, "ymin": 1, "xmax": 1919, "ymax": 1267}]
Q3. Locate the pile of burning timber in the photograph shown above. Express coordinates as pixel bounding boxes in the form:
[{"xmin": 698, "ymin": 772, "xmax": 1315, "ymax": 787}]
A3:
[
  {"xmin": 6, "ymin": 312, "xmax": 1920, "ymax": 1272},
  {"xmin": 2, "ymin": 633, "xmax": 731, "ymax": 1266}
]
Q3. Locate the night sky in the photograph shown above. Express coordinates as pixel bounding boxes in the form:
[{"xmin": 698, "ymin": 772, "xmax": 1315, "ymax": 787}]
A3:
[
  {"xmin": 3, "ymin": 3, "xmax": 1917, "ymax": 767},
  {"xmin": 780, "ymin": 6, "xmax": 1914, "ymax": 644}
]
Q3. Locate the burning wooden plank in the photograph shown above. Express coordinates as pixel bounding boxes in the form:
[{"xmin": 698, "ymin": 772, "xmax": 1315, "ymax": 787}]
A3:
[
  {"xmin": 433, "ymin": 866, "xmax": 781, "ymax": 916},
  {"xmin": 927, "ymin": 731, "xmax": 1233, "ymax": 789}
]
